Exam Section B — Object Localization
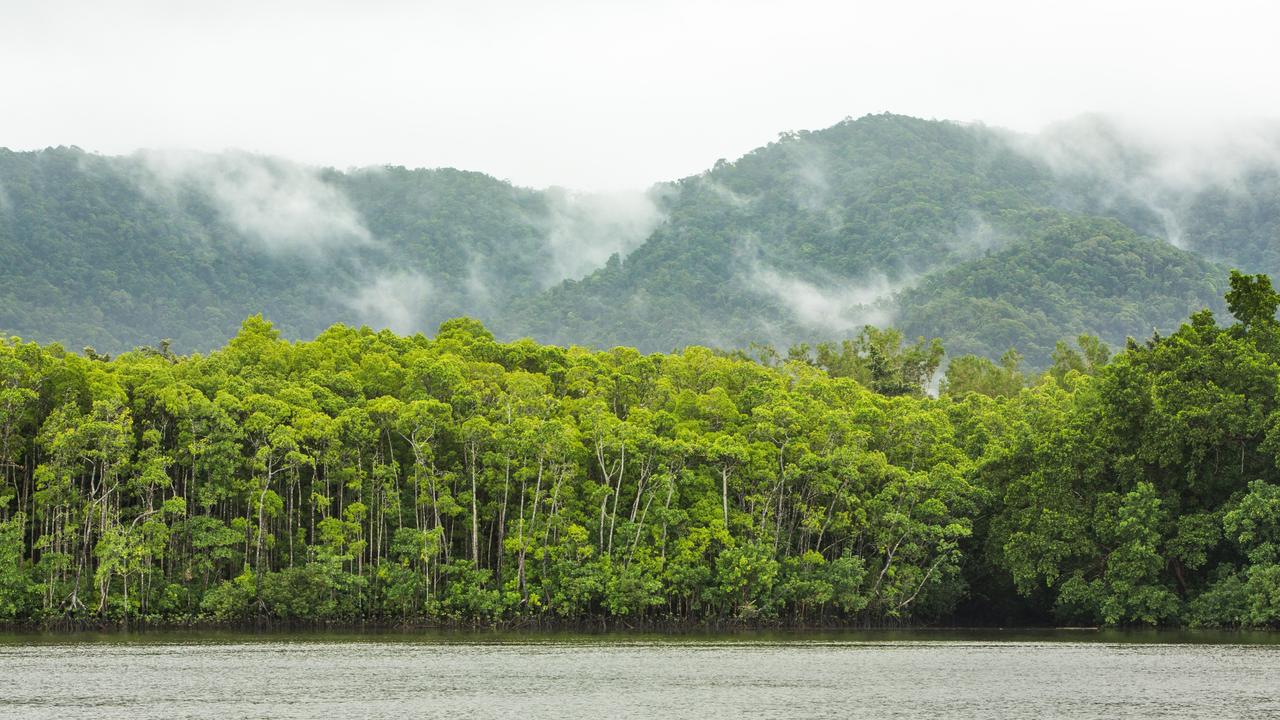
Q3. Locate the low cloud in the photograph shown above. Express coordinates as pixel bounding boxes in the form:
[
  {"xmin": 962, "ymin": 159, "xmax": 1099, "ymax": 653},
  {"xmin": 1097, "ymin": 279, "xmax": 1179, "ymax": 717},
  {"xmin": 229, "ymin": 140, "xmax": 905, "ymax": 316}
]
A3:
[
  {"xmin": 702, "ymin": 178, "xmax": 754, "ymax": 208},
  {"xmin": 540, "ymin": 187, "xmax": 667, "ymax": 284},
  {"xmin": 343, "ymin": 271, "xmax": 434, "ymax": 335},
  {"xmin": 1024, "ymin": 115, "xmax": 1280, "ymax": 188},
  {"xmin": 463, "ymin": 256, "xmax": 496, "ymax": 310},
  {"xmin": 750, "ymin": 264, "xmax": 905, "ymax": 334},
  {"xmin": 947, "ymin": 211, "xmax": 1005, "ymax": 258},
  {"xmin": 1016, "ymin": 115, "xmax": 1280, "ymax": 248},
  {"xmin": 781, "ymin": 135, "xmax": 834, "ymax": 213},
  {"xmin": 136, "ymin": 149, "xmax": 372, "ymax": 255}
]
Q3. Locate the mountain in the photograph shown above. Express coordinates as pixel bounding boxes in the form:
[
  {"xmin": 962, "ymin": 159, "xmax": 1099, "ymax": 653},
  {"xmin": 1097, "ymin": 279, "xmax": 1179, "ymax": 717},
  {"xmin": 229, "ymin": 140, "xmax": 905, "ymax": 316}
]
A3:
[
  {"xmin": 896, "ymin": 212, "xmax": 1226, "ymax": 361},
  {"xmin": 0, "ymin": 147, "xmax": 661, "ymax": 352},
  {"xmin": 1019, "ymin": 114, "xmax": 1280, "ymax": 277},
  {"xmin": 506, "ymin": 115, "xmax": 1236, "ymax": 360},
  {"xmin": 1, "ymin": 114, "xmax": 1276, "ymax": 363}
]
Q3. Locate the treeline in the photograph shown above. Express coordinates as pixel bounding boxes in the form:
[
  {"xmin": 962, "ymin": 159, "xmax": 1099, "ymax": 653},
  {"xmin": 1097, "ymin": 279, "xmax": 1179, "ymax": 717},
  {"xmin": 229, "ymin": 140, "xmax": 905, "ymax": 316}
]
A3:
[{"xmin": 2, "ymin": 273, "xmax": 1280, "ymax": 628}]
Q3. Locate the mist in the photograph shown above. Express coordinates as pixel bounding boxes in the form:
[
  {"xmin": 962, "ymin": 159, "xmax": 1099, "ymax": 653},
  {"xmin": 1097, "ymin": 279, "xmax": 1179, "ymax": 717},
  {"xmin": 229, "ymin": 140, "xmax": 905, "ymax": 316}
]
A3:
[
  {"xmin": 1028, "ymin": 115, "xmax": 1280, "ymax": 189},
  {"xmin": 1014, "ymin": 115, "xmax": 1280, "ymax": 250},
  {"xmin": 540, "ymin": 187, "xmax": 668, "ymax": 285},
  {"xmin": 137, "ymin": 149, "xmax": 372, "ymax": 255},
  {"xmin": 11, "ymin": 1, "xmax": 1280, "ymax": 192},
  {"xmin": 749, "ymin": 263, "xmax": 903, "ymax": 335},
  {"xmin": 343, "ymin": 271, "xmax": 435, "ymax": 336},
  {"xmin": 947, "ymin": 212, "xmax": 1005, "ymax": 258}
]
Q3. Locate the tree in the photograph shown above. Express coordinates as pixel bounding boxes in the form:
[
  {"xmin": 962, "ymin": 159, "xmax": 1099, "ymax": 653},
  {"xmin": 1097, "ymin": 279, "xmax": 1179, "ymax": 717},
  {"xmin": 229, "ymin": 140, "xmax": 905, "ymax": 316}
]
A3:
[{"xmin": 1226, "ymin": 270, "xmax": 1280, "ymax": 331}]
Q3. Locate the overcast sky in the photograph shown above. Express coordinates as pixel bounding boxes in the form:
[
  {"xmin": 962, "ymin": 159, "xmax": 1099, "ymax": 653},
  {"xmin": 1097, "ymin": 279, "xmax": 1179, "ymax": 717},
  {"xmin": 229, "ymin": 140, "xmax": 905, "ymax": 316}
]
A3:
[{"xmin": 5, "ymin": 0, "xmax": 1277, "ymax": 190}]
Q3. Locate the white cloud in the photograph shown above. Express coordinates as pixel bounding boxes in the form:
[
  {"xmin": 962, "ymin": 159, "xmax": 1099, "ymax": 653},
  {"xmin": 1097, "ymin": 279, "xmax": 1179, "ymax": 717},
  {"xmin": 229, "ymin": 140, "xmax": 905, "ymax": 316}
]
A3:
[
  {"xmin": 541, "ymin": 187, "xmax": 667, "ymax": 284},
  {"xmin": 343, "ymin": 272, "xmax": 434, "ymax": 335},
  {"xmin": 1016, "ymin": 115, "xmax": 1280, "ymax": 248},
  {"xmin": 947, "ymin": 212, "xmax": 1005, "ymax": 257},
  {"xmin": 750, "ymin": 265, "xmax": 904, "ymax": 334},
  {"xmin": 1026, "ymin": 115, "xmax": 1280, "ymax": 190},
  {"xmin": 137, "ymin": 149, "xmax": 371, "ymax": 254}
]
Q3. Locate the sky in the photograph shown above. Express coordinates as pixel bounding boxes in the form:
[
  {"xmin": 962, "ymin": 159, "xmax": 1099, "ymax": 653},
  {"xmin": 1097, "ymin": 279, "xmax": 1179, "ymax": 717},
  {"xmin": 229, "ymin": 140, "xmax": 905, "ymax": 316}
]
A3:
[{"xmin": 4, "ymin": 0, "xmax": 1278, "ymax": 190}]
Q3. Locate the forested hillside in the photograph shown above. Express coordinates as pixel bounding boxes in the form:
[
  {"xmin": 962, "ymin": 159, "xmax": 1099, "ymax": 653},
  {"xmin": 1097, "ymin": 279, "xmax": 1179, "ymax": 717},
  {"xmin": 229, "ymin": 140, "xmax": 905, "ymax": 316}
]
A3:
[
  {"xmin": 0, "ymin": 147, "xmax": 354, "ymax": 351},
  {"xmin": 0, "ymin": 147, "xmax": 662, "ymax": 352},
  {"xmin": 2, "ymin": 114, "xmax": 1278, "ymax": 365},
  {"xmin": 509, "ymin": 114, "xmax": 1059, "ymax": 350},
  {"xmin": 2, "ymin": 273, "xmax": 1280, "ymax": 628},
  {"xmin": 896, "ymin": 213, "xmax": 1226, "ymax": 361},
  {"xmin": 1024, "ymin": 114, "xmax": 1280, "ymax": 278}
]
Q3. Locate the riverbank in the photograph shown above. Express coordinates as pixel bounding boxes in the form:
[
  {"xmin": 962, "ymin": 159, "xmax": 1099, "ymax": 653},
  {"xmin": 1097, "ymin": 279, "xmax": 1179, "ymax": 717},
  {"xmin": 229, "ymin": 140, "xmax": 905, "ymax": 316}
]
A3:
[{"xmin": 3, "ymin": 625, "xmax": 1278, "ymax": 647}]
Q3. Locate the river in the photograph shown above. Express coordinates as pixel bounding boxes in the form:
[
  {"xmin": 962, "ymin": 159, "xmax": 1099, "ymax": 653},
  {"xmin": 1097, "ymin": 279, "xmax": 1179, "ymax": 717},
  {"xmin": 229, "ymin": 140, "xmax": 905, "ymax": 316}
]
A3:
[{"xmin": 1, "ymin": 630, "xmax": 1277, "ymax": 718}]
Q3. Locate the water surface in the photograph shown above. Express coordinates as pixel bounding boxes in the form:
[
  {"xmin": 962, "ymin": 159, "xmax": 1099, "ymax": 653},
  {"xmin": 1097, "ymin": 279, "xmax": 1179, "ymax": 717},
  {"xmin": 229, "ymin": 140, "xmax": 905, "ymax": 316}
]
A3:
[{"xmin": 2, "ymin": 630, "xmax": 1276, "ymax": 719}]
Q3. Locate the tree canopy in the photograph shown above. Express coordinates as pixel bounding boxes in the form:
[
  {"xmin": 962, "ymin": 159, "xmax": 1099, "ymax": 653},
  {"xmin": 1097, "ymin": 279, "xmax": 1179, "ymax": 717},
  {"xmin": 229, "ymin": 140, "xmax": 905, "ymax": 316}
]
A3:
[{"xmin": 2, "ymin": 274, "xmax": 1279, "ymax": 628}]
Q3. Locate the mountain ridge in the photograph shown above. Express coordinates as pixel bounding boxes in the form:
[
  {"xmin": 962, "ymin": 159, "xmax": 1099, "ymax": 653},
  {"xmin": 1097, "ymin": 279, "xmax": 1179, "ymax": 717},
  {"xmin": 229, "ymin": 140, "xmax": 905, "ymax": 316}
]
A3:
[{"xmin": 2, "ymin": 113, "xmax": 1275, "ymax": 364}]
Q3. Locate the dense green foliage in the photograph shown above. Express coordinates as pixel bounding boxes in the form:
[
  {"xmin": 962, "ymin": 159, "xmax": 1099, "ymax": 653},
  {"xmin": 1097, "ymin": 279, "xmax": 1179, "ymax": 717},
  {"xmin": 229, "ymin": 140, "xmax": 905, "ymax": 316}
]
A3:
[
  {"xmin": 3, "ymin": 274, "xmax": 1280, "ymax": 628},
  {"xmin": 0, "ymin": 148, "xmax": 570, "ymax": 351},
  {"xmin": 3, "ymin": 114, "xmax": 1274, "ymax": 366},
  {"xmin": 967, "ymin": 271, "xmax": 1280, "ymax": 627},
  {"xmin": 897, "ymin": 213, "xmax": 1226, "ymax": 361},
  {"xmin": 1032, "ymin": 115, "xmax": 1280, "ymax": 279},
  {"xmin": 510, "ymin": 117, "xmax": 1236, "ymax": 362},
  {"xmin": 1181, "ymin": 171, "xmax": 1280, "ymax": 276},
  {"xmin": 0, "ymin": 314, "xmax": 977, "ymax": 625},
  {"xmin": 511, "ymin": 115, "xmax": 1056, "ymax": 350},
  {"xmin": 0, "ymin": 147, "xmax": 348, "ymax": 351}
]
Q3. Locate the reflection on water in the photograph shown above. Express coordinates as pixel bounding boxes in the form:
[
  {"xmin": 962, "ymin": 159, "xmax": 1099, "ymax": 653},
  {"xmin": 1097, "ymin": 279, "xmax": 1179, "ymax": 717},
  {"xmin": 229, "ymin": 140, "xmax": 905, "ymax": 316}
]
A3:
[{"xmin": 1, "ymin": 631, "xmax": 1277, "ymax": 719}]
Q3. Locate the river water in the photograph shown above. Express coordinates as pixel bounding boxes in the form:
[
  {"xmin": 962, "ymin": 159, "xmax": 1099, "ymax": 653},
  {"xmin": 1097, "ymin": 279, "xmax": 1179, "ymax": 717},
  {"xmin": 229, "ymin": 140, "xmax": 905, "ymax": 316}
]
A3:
[{"xmin": 1, "ymin": 630, "xmax": 1277, "ymax": 718}]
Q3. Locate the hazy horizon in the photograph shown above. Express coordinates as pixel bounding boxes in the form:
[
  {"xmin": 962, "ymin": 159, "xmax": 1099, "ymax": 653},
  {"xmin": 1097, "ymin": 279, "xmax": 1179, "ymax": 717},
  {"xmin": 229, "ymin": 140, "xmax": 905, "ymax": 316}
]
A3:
[
  {"xmin": 6, "ymin": 0, "xmax": 1279, "ymax": 191},
  {"xmin": 11, "ymin": 111, "xmax": 1280, "ymax": 195}
]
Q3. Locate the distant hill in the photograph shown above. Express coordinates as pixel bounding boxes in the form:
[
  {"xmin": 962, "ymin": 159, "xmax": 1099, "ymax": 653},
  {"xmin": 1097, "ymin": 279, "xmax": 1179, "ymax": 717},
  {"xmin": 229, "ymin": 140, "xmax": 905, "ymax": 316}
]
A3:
[
  {"xmin": 896, "ymin": 212, "xmax": 1225, "ymax": 361},
  {"xmin": 1, "ymin": 113, "xmax": 1275, "ymax": 364},
  {"xmin": 0, "ymin": 147, "xmax": 661, "ymax": 351},
  {"xmin": 505, "ymin": 115, "xmax": 1235, "ymax": 360}
]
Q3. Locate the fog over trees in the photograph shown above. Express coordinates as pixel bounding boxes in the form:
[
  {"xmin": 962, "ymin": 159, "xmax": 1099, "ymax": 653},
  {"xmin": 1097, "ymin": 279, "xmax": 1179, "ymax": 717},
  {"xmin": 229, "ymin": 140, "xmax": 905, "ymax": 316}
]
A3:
[{"xmin": 5, "ymin": 113, "xmax": 1278, "ymax": 367}]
